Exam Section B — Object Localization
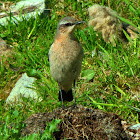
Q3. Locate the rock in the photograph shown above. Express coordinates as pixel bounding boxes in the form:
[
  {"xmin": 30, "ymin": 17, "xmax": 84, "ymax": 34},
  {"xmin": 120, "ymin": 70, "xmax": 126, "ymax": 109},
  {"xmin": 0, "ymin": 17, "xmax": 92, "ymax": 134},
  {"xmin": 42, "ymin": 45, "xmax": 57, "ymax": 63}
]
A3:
[
  {"xmin": 0, "ymin": 0, "xmax": 45, "ymax": 25},
  {"xmin": 6, "ymin": 73, "xmax": 39, "ymax": 104},
  {"xmin": 122, "ymin": 121, "xmax": 140, "ymax": 140},
  {"xmin": 127, "ymin": 123, "xmax": 140, "ymax": 140},
  {"xmin": 21, "ymin": 105, "xmax": 131, "ymax": 139}
]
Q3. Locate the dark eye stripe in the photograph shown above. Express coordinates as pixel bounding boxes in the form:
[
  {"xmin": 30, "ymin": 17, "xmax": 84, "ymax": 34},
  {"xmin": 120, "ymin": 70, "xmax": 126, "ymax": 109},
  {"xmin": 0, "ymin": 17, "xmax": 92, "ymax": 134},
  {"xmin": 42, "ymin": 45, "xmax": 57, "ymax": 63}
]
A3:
[{"xmin": 65, "ymin": 23, "xmax": 74, "ymax": 26}]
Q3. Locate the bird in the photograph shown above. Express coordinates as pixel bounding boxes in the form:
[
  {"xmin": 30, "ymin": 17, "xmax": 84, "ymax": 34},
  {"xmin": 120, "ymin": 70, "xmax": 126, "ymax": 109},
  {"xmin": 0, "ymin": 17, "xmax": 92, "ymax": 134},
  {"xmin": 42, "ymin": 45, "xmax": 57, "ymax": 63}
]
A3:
[{"xmin": 48, "ymin": 16, "xmax": 84, "ymax": 108}]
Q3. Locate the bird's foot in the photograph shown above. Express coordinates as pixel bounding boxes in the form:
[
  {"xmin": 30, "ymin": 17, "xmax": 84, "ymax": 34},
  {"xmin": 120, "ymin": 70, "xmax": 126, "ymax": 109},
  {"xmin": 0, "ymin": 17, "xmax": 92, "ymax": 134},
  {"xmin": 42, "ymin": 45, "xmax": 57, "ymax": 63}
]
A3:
[
  {"xmin": 72, "ymin": 103, "xmax": 77, "ymax": 109},
  {"xmin": 62, "ymin": 105, "xmax": 65, "ymax": 109}
]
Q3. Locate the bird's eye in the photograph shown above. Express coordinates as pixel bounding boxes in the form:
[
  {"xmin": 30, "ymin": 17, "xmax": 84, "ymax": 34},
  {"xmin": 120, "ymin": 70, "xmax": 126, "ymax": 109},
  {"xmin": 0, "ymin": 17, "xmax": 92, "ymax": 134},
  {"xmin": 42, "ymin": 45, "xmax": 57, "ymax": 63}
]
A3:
[{"xmin": 65, "ymin": 23, "xmax": 73, "ymax": 26}]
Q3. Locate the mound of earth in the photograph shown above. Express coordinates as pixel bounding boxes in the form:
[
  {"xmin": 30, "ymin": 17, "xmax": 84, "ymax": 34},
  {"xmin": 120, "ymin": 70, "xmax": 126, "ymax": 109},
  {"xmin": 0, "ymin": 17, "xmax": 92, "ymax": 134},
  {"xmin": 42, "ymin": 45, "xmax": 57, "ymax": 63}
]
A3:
[{"xmin": 21, "ymin": 105, "xmax": 132, "ymax": 139}]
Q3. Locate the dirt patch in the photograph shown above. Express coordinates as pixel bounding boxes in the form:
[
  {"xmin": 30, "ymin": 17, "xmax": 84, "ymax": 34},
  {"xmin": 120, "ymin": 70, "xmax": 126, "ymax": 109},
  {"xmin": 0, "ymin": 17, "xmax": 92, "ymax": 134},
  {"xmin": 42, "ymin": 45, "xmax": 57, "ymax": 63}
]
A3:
[
  {"xmin": 0, "ymin": 37, "xmax": 21, "ymax": 100},
  {"xmin": 21, "ymin": 105, "xmax": 132, "ymax": 139},
  {"xmin": 0, "ymin": 38, "xmax": 11, "ymax": 60},
  {"xmin": 0, "ymin": 1, "xmax": 13, "ymax": 13},
  {"xmin": 0, "ymin": 74, "xmax": 22, "ymax": 100}
]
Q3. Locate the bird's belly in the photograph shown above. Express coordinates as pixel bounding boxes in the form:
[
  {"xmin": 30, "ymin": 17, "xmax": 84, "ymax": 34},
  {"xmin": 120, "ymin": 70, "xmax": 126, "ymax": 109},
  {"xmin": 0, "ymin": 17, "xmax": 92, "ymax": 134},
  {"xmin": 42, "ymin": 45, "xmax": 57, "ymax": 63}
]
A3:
[{"xmin": 50, "ymin": 54, "xmax": 81, "ymax": 84}]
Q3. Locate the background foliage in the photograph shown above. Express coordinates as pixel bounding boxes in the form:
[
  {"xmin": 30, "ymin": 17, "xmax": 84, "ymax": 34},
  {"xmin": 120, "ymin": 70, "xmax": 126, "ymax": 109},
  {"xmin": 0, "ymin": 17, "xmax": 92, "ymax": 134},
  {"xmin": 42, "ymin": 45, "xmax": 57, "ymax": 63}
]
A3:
[{"xmin": 0, "ymin": 0, "xmax": 140, "ymax": 139}]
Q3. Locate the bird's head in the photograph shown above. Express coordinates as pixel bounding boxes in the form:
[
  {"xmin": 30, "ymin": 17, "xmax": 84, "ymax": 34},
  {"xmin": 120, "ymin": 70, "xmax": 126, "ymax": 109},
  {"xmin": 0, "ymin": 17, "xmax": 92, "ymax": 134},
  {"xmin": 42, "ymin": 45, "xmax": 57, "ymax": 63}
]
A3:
[{"xmin": 56, "ymin": 17, "xmax": 84, "ymax": 35}]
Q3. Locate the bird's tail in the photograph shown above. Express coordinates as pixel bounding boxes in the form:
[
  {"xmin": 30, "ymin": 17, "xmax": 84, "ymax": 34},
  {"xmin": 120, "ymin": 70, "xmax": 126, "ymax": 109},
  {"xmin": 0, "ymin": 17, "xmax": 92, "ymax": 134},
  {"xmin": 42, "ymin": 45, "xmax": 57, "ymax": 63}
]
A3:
[{"xmin": 59, "ymin": 89, "xmax": 73, "ymax": 102}]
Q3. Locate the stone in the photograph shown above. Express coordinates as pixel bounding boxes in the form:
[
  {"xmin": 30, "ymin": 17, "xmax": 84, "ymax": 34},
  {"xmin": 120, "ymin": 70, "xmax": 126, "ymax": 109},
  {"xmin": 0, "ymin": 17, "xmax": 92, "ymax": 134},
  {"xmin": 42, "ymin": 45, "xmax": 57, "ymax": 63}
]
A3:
[
  {"xmin": 0, "ymin": 0, "xmax": 45, "ymax": 25},
  {"xmin": 6, "ymin": 73, "xmax": 39, "ymax": 104}
]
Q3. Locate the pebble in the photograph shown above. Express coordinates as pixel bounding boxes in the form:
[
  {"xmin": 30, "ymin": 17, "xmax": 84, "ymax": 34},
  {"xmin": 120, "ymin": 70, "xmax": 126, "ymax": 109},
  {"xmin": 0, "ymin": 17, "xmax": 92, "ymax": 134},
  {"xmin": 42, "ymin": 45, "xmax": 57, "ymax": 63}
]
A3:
[{"xmin": 6, "ymin": 73, "xmax": 40, "ymax": 104}]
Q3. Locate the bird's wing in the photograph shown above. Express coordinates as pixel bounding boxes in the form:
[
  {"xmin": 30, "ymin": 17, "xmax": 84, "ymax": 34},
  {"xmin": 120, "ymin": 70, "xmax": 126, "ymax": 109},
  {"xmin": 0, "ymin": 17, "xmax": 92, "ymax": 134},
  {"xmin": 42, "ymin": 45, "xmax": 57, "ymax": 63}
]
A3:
[{"xmin": 48, "ymin": 43, "xmax": 54, "ymax": 62}]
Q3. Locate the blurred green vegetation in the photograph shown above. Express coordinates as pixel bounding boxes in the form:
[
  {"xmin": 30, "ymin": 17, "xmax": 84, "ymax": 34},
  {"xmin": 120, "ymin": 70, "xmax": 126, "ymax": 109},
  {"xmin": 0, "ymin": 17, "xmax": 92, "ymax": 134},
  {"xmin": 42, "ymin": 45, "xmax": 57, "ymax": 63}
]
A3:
[{"xmin": 0, "ymin": 0, "xmax": 139, "ymax": 139}]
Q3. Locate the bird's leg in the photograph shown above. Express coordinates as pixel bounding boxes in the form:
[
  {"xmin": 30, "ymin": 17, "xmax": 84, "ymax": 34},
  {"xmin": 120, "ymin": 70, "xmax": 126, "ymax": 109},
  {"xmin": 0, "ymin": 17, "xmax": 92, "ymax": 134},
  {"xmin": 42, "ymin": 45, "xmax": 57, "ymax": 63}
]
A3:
[
  {"xmin": 59, "ymin": 84, "xmax": 64, "ymax": 109},
  {"xmin": 73, "ymin": 80, "xmax": 76, "ymax": 107}
]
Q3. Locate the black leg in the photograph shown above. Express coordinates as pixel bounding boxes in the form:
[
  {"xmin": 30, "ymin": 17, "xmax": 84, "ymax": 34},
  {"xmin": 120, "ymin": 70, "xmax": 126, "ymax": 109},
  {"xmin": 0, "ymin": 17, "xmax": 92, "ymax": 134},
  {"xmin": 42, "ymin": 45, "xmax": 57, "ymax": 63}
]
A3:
[
  {"xmin": 59, "ymin": 84, "xmax": 64, "ymax": 109},
  {"xmin": 73, "ymin": 80, "xmax": 76, "ymax": 107}
]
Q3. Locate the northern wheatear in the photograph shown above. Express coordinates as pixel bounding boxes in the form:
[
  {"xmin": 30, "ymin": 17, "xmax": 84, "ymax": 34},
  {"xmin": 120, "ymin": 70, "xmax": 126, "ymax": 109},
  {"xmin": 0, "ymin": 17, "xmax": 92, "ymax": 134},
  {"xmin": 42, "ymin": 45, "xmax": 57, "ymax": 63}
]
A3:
[{"xmin": 48, "ymin": 16, "xmax": 84, "ymax": 107}]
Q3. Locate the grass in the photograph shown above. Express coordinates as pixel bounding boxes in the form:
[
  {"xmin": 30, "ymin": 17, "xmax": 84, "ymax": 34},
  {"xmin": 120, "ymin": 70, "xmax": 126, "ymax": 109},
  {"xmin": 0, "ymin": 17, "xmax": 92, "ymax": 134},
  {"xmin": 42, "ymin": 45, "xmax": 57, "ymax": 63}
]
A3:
[{"xmin": 0, "ymin": 0, "xmax": 140, "ymax": 139}]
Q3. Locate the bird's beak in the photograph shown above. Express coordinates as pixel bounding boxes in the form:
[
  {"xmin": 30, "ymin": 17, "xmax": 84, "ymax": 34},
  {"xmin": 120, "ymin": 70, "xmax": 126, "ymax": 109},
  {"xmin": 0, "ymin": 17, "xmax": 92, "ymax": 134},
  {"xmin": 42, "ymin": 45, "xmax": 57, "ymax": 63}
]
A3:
[{"xmin": 75, "ymin": 21, "xmax": 85, "ymax": 25}]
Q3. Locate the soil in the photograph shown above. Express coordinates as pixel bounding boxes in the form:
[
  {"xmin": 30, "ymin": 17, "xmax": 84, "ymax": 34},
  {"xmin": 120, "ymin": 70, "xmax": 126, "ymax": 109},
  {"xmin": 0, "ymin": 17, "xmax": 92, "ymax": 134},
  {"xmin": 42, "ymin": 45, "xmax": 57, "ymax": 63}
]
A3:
[{"xmin": 21, "ymin": 105, "xmax": 132, "ymax": 140}]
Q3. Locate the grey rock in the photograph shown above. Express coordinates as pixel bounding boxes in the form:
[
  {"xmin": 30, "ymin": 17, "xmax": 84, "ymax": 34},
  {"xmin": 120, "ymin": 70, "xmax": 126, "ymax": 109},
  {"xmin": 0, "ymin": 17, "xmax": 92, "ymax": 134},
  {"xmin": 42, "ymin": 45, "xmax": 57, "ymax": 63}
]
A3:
[
  {"xmin": 6, "ymin": 73, "xmax": 39, "ymax": 104},
  {"xmin": 0, "ymin": 0, "xmax": 45, "ymax": 25}
]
